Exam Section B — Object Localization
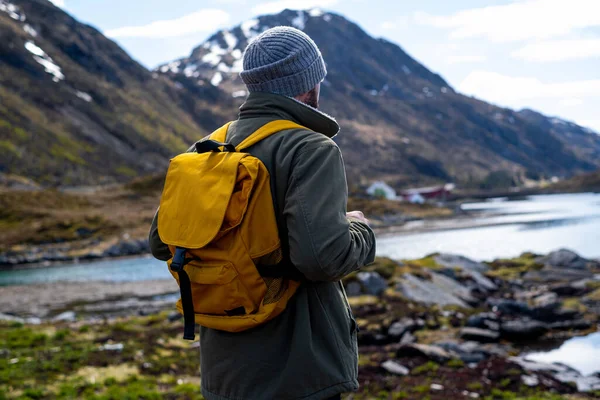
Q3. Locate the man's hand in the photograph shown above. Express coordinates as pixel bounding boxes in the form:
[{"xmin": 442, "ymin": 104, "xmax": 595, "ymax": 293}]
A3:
[{"xmin": 346, "ymin": 211, "xmax": 369, "ymax": 225}]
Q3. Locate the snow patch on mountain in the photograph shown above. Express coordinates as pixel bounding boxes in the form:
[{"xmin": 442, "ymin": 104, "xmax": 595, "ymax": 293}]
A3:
[
  {"xmin": 211, "ymin": 72, "xmax": 223, "ymax": 86},
  {"xmin": 292, "ymin": 10, "xmax": 306, "ymax": 30},
  {"xmin": 241, "ymin": 19, "xmax": 259, "ymax": 39},
  {"xmin": 0, "ymin": 0, "xmax": 25, "ymax": 21},
  {"xmin": 222, "ymin": 30, "xmax": 238, "ymax": 50},
  {"xmin": 75, "ymin": 90, "xmax": 93, "ymax": 102},
  {"xmin": 309, "ymin": 8, "xmax": 324, "ymax": 17},
  {"xmin": 159, "ymin": 60, "xmax": 181, "ymax": 74},
  {"xmin": 25, "ymin": 41, "xmax": 65, "ymax": 82},
  {"xmin": 23, "ymin": 24, "xmax": 37, "ymax": 37}
]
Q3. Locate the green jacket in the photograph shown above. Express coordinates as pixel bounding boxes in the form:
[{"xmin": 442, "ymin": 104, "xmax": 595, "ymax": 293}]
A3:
[{"xmin": 149, "ymin": 92, "xmax": 376, "ymax": 400}]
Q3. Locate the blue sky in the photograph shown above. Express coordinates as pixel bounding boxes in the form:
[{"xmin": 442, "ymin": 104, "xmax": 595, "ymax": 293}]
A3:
[{"xmin": 51, "ymin": 0, "xmax": 600, "ymax": 133}]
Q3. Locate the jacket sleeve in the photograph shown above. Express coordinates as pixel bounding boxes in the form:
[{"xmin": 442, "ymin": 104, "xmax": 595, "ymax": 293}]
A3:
[
  {"xmin": 284, "ymin": 143, "xmax": 376, "ymax": 282},
  {"xmin": 148, "ymin": 208, "xmax": 173, "ymax": 261}
]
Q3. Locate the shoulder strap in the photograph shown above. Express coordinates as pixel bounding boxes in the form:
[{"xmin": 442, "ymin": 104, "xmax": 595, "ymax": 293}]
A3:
[
  {"xmin": 237, "ymin": 120, "xmax": 310, "ymax": 151},
  {"xmin": 210, "ymin": 122, "xmax": 233, "ymax": 143},
  {"xmin": 208, "ymin": 120, "xmax": 310, "ymax": 152}
]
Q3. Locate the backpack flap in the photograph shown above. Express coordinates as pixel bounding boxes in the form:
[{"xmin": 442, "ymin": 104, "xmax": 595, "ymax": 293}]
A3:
[{"xmin": 158, "ymin": 151, "xmax": 249, "ymax": 249}]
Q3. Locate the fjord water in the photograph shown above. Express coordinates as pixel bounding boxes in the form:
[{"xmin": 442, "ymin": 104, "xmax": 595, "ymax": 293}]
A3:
[
  {"xmin": 377, "ymin": 192, "xmax": 600, "ymax": 261},
  {"xmin": 1, "ymin": 193, "xmax": 599, "ymax": 287}
]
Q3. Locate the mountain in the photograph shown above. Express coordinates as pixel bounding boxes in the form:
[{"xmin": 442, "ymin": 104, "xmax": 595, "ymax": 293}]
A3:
[
  {"xmin": 157, "ymin": 8, "xmax": 600, "ymax": 188},
  {"xmin": 0, "ymin": 0, "xmax": 235, "ymax": 185},
  {"xmin": 2, "ymin": 3, "xmax": 600, "ymax": 188}
]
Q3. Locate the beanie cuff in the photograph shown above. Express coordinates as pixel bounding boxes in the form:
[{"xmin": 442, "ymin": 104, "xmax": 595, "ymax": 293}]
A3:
[{"xmin": 241, "ymin": 54, "xmax": 327, "ymax": 97}]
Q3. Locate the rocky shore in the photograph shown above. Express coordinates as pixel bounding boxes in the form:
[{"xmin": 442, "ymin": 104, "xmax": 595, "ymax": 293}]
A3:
[{"xmin": 1, "ymin": 249, "xmax": 599, "ymax": 399}]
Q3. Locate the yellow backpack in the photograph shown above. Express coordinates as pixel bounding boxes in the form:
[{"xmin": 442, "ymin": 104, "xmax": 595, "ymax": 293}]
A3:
[{"xmin": 158, "ymin": 120, "xmax": 305, "ymax": 339}]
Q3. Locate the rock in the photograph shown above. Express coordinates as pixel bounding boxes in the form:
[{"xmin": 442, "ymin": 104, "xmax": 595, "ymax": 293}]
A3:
[
  {"xmin": 167, "ymin": 312, "xmax": 181, "ymax": 322},
  {"xmin": 52, "ymin": 311, "xmax": 76, "ymax": 322},
  {"xmin": 548, "ymin": 319, "xmax": 592, "ymax": 331},
  {"xmin": 537, "ymin": 249, "xmax": 599, "ymax": 270},
  {"xmin": 387, "ymin": 318, "xmax": 418, "ymax": 340},
  {"xmin": 397, "ymin": 343, "xmax": 454, "ymax": 363},
  {"xmin": 550, "ymin": 279, "xmax": 591, "ymax": 296},
  {"xmin": 524, "ymin": 268, "xmax": 594, "ymax": 283},
  {"xmin": 396, "ymin": 272, "xmax": 471, "ymax": 308},
  {"xmin": 459, "ymin": 327, "xmax": 500, "ymax": 343},
  {"xmin": 434, "ymin": 254, "xmax": 488, "ymax": 273},
  {"xmin": 466, "ymin": 312, "xmax": 500, "ymax": 331},
  {"xmin": 99, "ymin": 343, "xmax": 124, "ymax": 351},
  {"xmin": 400, "ymin": 332, "xmax": 416, "ymax": 345},
  {"xmin": 534, "ymin": 308, "xmax": 579, "ymax": 323},
  {"xmin": 356, "ymin": 271, "xmax": 388, "ymax": 296},
  {"xmin": 532, "ymin": 292, "xmax": 558, "ymax": 308},
  {"xmin": 500, "ymin": 319, "xmax": 549, "ymax": 340},
  {"xmin": 521, "ymin": 375, "xmax": 539, "ymax": 387},
  {"xmin": 487, "ymin": 299, "xmax": 531, "ymax": 316},
  {"xmin": 345, "ymin": 281, "xmax": 362, "ymax": 297},
  {"xmin": 430, "ymin": 383, "xmax": 444, "ymax": 391},
  {"xmin": 380, "ymin": 360, "xmax": 409, "ymax": 376},
  {"xmin": 435, "ymin": 341, "xmax": 490, "ymax": 364},
  {"xmin": 358, "ymin": 332, "xmax": 389, "ymax": 346}
]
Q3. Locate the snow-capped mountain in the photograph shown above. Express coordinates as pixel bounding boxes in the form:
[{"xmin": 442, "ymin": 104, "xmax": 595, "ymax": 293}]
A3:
[
  {"xmin": 157, "ymin": 8, "xmax": 600, "ymax": 187},
  {"xmin": 1, "ymin": 2, "xmax": 599, "ymax": 187}
]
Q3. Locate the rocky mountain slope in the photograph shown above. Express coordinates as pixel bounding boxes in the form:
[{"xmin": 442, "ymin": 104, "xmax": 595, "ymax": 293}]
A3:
[
  {"xmin": 1, "ymin": 2, "xmax": 599, "ymax": 187},
  {"xmin": 158, "ymin": 8, "xmax": 600, "ymax": 188},
  {"xmin": 0, "ymin": 0, "xmax": 234, "ymax": 185}
]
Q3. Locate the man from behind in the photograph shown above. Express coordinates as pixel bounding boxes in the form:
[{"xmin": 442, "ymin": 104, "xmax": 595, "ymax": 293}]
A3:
[{"xmin": 150, "ymin": 26, "xmax": 376, "ymax": 400}]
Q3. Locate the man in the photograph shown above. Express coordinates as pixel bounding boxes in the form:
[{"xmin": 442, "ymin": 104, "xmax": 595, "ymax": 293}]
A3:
[{"xmin": 149, "ymin": 26, "xmax": 376, "ymax": 400}]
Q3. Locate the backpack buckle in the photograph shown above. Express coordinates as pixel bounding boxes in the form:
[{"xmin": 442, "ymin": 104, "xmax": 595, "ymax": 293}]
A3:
[{"xmin": 170, "ymin": 247, "xmax": 187, "ymax": 272}]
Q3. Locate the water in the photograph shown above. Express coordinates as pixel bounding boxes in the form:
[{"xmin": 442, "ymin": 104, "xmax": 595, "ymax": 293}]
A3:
[
  {"xmin": 526, "ymin": 332, "xmax": 600, "ymax": 375},
  {"xmin": 378, "ymin": 193, "xmax": 600, "ymax": 261},
  {"xmin": 0, "ymin": 193, "xmax": 598, "ymax": 287},
  {"xmin": 0, "ymin": 256, "xmax": 169, "ymax": 286}
]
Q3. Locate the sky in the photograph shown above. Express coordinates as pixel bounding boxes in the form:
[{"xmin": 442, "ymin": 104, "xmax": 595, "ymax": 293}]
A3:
[{"xmin": 50, "ymin": 0, "xmax": 600, "ymax": 133}]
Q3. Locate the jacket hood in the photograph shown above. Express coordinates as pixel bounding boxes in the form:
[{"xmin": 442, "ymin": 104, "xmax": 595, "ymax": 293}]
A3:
[{"xmin": 238, "ymin": 92, "xmax": 340, "ymax": 138}]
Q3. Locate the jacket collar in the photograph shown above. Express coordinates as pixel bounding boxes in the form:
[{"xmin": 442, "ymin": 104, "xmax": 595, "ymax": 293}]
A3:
[{"xmin": 238, "ymin": 92, "xmax": 340, "ymax": 138}]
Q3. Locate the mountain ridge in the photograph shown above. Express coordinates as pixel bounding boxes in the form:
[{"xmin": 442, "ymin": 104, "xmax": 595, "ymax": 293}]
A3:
[{"xmin": 1, "ymin": 2, "xmax": 599, "ymax": 188}]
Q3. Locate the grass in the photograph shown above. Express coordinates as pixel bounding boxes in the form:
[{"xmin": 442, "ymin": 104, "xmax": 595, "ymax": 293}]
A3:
[
  {"xmin": 486, "ymin": 253, "xmax": 545, "ymax": 280},
  {"xmin": 347, "ymin": 196, "xmax": 454, "ymax": 219}
]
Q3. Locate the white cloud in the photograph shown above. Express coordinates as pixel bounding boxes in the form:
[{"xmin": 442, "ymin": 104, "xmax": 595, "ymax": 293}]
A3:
[
  {"xmin": 512, "ymin": 38, "xmax": 600, "ymax": 62},
  {"xmin": 48, "ymin": 0, "xmax": 65, "ymax": 7},
  {"xmin": 445, "ymin": 55, "xmax": 486, "ymax": 64},
  {"xmin": 105, "ymin": 9, "xmax": 230, "ymax": 39},
  {"xmin": 458, "ymin": 71, "xmax": 600, "ymax": 104},
  {"xmin": 578, "ymin": 119, "xmax": 600, "ymax": 133},
  {"xmin": 252, "ymin": 0, "xmax": 338, "ymax": 15},
  {"xmin": 414, "ymin": 0, "xmax": 600, "ymax": 42},
  {"xmin": 559, "ymin": 98, "xmax": 584, "ymax": 107},
  {"xmin": 380, "ymin": 17, "xmax": 409, "ymax": 31}
]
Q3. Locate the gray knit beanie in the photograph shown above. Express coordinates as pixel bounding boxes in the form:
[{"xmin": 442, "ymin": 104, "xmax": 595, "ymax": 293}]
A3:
[{"xmin": 240, "ymin": 26, "xmax": 327, "ymax": 97}]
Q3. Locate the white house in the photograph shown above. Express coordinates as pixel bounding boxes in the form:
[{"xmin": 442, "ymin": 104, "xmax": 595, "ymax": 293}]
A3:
[{"xmin": 366, "ymin": 181, "xmax": 397, "ymax": 200}]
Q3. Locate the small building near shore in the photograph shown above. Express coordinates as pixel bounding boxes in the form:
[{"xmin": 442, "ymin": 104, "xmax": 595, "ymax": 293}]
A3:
[
  {"xmin": 399, "ymin": 183, "xmax": 455, "ymax": 202},
  {"xmin": 367, "ymin": 181, "xmax": 397, "ymax": 200}
]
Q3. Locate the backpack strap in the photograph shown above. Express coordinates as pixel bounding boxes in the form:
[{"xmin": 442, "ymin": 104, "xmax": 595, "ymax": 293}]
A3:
[
  {"xmin": 210, "ymin": 121, "xmax": 233, "ymax": 143},
  {"xmin": 236, "ymin": 120, "xmax": 310, "ymax": 151}
]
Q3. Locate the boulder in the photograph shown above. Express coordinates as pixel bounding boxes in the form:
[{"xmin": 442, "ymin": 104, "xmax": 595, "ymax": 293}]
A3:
[
  {"xmin": 532, "ymin": 292, "xmax": 558, "ymax": 308},
  {"xmin": 466, "ymin": 312, "xmax": 500, "ymax": 331},
  {"xmin": 536, "ymin": 249, "xmax": 598, "ymax": 270},
  {"xmin": 345, "ymin": 281, "xmax": 362, "ymax": 297},
  {"xmin": 548, "ymin": 319, "xmax": 592, "ymax": 331},
  {"xmin": 52, "ymin": 311, "xmax": 76, "ymax": 322},
  {"xmin": 459, "ymin": 327, "xmax": 500, "ymax": 343},
  {"xmin": 387, "ymin": 318, "xmax": 419, "ymax": 341},
  {"xmin": 356, "ymin": 271, "xmax": 388, "ymax": 296},
  {"xmin": 397, "ymin": 343, "xmax": 454, "ymax": 363},
  {"xmin": 500, "ymin": 319, "xmax": 548, "ymax": 340},
  {"xmin": 396, "ymin": 272, "xmax": 473, "ymax": 308},
  {"xmin": 434, "ymin": 254, "xmax": 488, "ymax": 273},
  {"xmin": 380, "ymin": 360, "xmax": 409, "ymax": 376},
  {"xmin": 487, "ymin": 299, "xmax": 531, "ymax": 316},
  {"xmin": 435, "ymin": 341, "xmax": 490, "ymax": 364}
]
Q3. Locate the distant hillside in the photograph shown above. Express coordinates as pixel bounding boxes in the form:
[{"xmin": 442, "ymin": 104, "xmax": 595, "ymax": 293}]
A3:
[
  {"xmin": 552, "ymin": 170, "xmax": 600, "ymax": 193},
  {"xmin": 0, "ymin": 0, "xmax": 234, "ymax": 185},
  {"xmin": 2, "ymin": 2, "xmax": 600, "ymax": 187},
  {"xmin": 158, "ymin": 8, "xmax": 600, "ymax": 188}
]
